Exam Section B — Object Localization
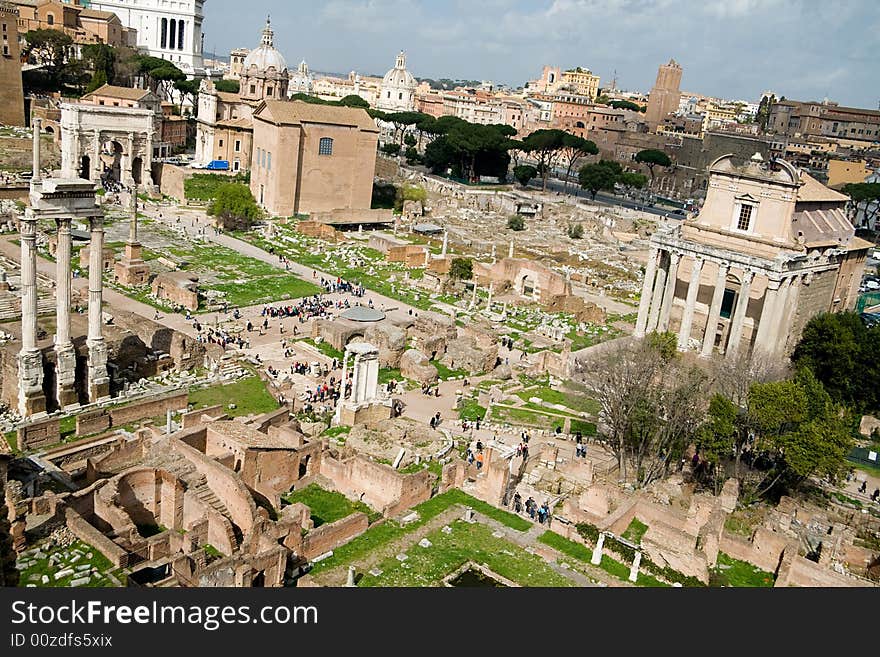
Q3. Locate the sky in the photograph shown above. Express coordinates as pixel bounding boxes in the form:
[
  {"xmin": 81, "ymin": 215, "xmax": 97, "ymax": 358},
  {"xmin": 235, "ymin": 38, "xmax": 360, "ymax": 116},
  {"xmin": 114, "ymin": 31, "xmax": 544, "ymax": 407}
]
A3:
[{"xmin": 203, "ymin": 0, "xmax": 880, "ymax": 107}]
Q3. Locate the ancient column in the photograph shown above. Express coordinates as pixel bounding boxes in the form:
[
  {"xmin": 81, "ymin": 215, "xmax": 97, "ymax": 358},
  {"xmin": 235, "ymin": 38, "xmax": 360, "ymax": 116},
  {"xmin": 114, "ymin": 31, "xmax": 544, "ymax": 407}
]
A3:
[
  {"xmin": 363, "ymin": 352, "xmax": 379, "ymax": 401},
  {"xmin": 486, "ymin": 282, "xmax": 493, "ymax": 310},
  {"xmin": 591, "ymin": 532, "xmax": 605, "ymax": 565},
  {"xmin": 87, "ymin": 214, "xmax": 110, "ymax": 401},
  {"xmin": 634, "ymin": 247, "xmax": 659, "ymax": 338},
  {"xmin": 701, "ymin": 261, "xmax": 729, "ymax": 358},
  {"xmin": 646, "ymin": 251, "xmax": 667, "ymax": 333},
  {"xmin": 752, "ymin": 278, "xmax": 781, "ymax": 357},
  {"xmin": 766, "ymin": 277, "xmax": 794, "ymax": 357},
  {"xmin": 657, "ymin": 251, "xmax": 680, "ymax": 332},
  {"xmin": 491, "ymin": 243, "xmax": 496, "ymax": 264},
  {"xmin": 32, "ymin": 118, "xmax": 42, "ymax": 181},
  {"xmin": 54, "ymin": 217, "xmax": 77, "ymax": 408},
  {"xmin": 144, "ymin": 130, "xmax": 155, "ymax": 186},
  {"xmin": 349, "ymin": 354, "xmax": 362, "ymax": 403},
  {"xmin": 468, "ymin": 282, "xmax": 477, "ymax": 310},
  {"xmin": 677, "ymin": 256, "xmax": 703, "ymax": 352},
  {"xmin": 776, "ymin": 275, "xmax": 801, "ymax": 356},
  {"xmin": 340, "ymin": 349, "xmax": 349, "ymax": 400},
  {"xmin": 508, "ymin": 240, "xmax": 514, "ymax": 259},
  {"xmin": 441, "ymin": 231, "xmax": 448, "ymax": 256},
  {"xmin": 629, "ymin": 551, "xmax": 642, "ymax": 583},
  {"xmin": 726, "ymin": 270, "xmax": 754, "ymax": 358},
  {"xmin": 18, "ymin": 210, "xmax": 46, "ymax": 417},
  {"xmin": 92, "ymin": 131, "xmax": 102, "ymax": 181},
  {"xmin": 123, "ymin": 132, "xmax": 135, "ymax": 187}
]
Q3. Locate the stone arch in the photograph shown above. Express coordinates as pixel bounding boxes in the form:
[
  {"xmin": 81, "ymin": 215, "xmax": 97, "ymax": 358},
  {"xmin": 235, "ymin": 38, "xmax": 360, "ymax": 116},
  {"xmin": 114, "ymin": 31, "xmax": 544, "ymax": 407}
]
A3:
[
  {"xmin": 101, "ymin": 140, "xmax": 124, "ymax": 183},
  {"xmin": 44, "ymin": 125, "xmax": 54, "ymax": 134},
  {"xmin": 132, "ymin": 157, "xmax": 143, "ymax": 185},
  {"xmin": 346, "ymin": 333, "xmax": 366, "ymax": 345},
  {"xmin": 520, "ymin": 274, "xmax": 538, "ymax": 298}
]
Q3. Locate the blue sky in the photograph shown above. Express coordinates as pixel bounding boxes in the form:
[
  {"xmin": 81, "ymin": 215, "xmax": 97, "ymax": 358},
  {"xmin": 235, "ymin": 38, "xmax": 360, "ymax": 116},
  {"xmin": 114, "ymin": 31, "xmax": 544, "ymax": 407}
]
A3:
[{"xmin": 203, "ymin": 0, "xmax": 880, "ymax": 107}]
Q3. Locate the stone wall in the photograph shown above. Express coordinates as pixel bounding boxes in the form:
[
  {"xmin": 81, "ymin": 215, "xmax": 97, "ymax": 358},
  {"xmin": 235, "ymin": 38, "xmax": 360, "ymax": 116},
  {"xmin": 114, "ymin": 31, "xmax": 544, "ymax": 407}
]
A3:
[
  {"xmin": 387, "ymin": 245, "xmax": 429, "ymax": 268},
  {"xmin": 102, "ymin": 390, "xmax": 189, "ymax": 432},
  {"xmin": 64, "ymin": 506, "xmax": 129, "ymax": 569},
  {"xmin": 79, "ymin": 246, "xmax": 115, "ymax": 271},
  {"xmin": 110, "ymin": 309, "xmax": 205, "ymax": 373},
  {"xmin": 295, "ymin": 221, "xmax": 344, "ymax": 242},
  {"xmin": 300, "ymin": 512, "xmax": 369, "ymax": 561},
  {"xmin": 787, "ymin": 268, "xmax": 837, "ymax": 354},
  {"xmin": 18, "ymin": 417, "xmax": 61, "ymax": 451},
  {"xmin": 154, "ymin": 163, "xmax": 191, "ymax": 202},
  {"xmin": 319, "ymin": 455, "xmax": 432, "ymax": 517}
]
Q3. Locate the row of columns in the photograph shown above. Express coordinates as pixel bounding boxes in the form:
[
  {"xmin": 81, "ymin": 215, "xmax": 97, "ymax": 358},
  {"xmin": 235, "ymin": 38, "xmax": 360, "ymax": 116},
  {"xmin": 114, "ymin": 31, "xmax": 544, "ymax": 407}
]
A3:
[
  {"xmin": 635, "ymin": 246, "xmax": 801, "ymax": 359},
  {"xmin": 18, "ymin": 119, "xmax": 108, "ymax": 417}
]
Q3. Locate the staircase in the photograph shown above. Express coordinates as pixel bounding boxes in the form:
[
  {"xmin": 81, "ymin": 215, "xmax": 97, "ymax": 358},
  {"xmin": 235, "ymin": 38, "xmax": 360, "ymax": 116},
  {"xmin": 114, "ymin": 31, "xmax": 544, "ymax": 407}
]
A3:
[
  {"xmin": 0, "ymin": 294, "xmax": 55, "ymax": 322},
  {"xmin": 190, "ymin": 476, "xmax": 239, "ymax": 548}
]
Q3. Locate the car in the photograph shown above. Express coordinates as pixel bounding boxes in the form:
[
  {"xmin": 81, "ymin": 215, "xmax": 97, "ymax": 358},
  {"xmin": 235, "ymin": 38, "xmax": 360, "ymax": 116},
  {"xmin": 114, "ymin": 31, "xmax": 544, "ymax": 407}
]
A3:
[
  {"xmin": 866, "ymin": 280, "xmax": 880, "ymax": 291},
  {"xmin": 205, "ymin": 160, "xmax": 230, "ymax": 171},
  {"xmin": 860, "ymin": 313, "xmax": 880, "ymax": 328}
]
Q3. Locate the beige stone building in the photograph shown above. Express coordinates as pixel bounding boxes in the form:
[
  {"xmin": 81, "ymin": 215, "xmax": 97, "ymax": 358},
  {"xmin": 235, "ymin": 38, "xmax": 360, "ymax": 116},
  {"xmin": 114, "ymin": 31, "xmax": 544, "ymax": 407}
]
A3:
[
  {"xmin": 249, "ymin": 99, "xmax": 379, "ymax": 217},
  {"xmin": 0, "ymin": 2, "xmax": 25, "ymax": 126},
  {"xmin": 635, "ymin": 153, "xmax": 870, "ymax": 359},
  {"xmin": 560, "ymin": 67, "xmax": 600, "ymax": 100},
  {"xmin": 14, "ymin": 0, "xmax": 134, "ymax": 48}
]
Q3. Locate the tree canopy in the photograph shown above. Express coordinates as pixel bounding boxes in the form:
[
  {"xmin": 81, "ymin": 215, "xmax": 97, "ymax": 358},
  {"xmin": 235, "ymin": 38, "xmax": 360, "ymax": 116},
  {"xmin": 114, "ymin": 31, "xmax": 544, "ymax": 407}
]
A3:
[
  {"xmin": 207, "ymin": 183, "xmax": 262, "ymax": 230},
  {"xmin": 424, "ymin": 119, "xmax": 514, "ymax": 182},
  {"xmin": 521, "ymin": 128, "xmax": 568, "ymax": 191},
  {"xmin": 449, "ymin": 257, "xmax": 473, "ymax": 280},
  {"xmin": 513, "ymin": 165, "xmax": 538, "ymax": 188},
  {"xmin": 559, "ymin": 133, "xmax": 599, "ymax": 192},
  {"xmin": 215, "ymin": 79, "xmax": 240, "ymax": 94},
  {"xmin": 634, "ymin": 149, "xmax": 672, "ymax": 183},
  {"xmin": 841, "ymin": 182, "xmax": 880, "ymax": 229},
  {"xmin": 792, "ymin": 312, "xmax": 880, "ymax": 413},
  {"xmin": 23, "ymin": 29, "xmax": 74, "ymax": 87},
  {"xmin": 578, "ymin": 160, "xmax": 622, "ymax": 199},
  {"xmin": 608, "ymin": 99, "xmax": 645, "ymax": 113}
]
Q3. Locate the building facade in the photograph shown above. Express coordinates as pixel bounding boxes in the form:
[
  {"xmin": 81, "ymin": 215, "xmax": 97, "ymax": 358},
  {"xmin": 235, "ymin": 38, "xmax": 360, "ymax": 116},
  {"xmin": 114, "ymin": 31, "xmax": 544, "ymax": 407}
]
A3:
[
  {"xmin": 0, "ymin": 2, "xmax": 25, "ymax": 126},
  {"xmin": 560, "ymin": 67, "xmax": 600, "ymax": 100},
  {"xmin": 768, "ymin": 99, "xmax": 880, "ymax": 145},
  {"xmin": 635, "ymin": 153, "xmax": 870, "ymax": 359},
  {"xmin": 86, "ymin": 0, "xmax": 204, "ymax": 74},
  {"xmin": 14, "ymin": 0, "xmax": 135, "ymax": 48},
  {"xmin": 645, "ymin": 59, "xmax": 682, "ymax": 130},
  {"xmin": 249, "ymin": 99, "xmax": 378, "ymax": 217}
]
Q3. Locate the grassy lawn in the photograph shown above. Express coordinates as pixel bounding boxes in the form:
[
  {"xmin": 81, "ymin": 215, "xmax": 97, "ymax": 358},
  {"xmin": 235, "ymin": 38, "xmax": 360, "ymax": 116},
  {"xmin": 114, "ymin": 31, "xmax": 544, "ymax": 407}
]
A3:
[
  {"xmin": 4, "ymin": 430, "xmax": 18, "ymax": 453},
  {"xmin": 309, "ymin": 489, "xmax": 531, "ymax": 575},
  {"xmin": 491, "ymin": 404, "xmax": 595, "ymax": 435},
  {"xmin": 621, "ymin": 518, "xmax": 649, "ymax": 544},
  {"xmin": 458, "ymin": 398, "xmax": 487, "ymax": 422},
  {"xmin": 283, "ymin": 484, "xmax": 376, "ymax": 527},
  {"xmin": 537, "ymin": 531, "xmax": 667, "ymax": 587},
  {"xmin": 17, "ymin": 539, "xmax": 116, "ymax": 588},
  {"xmin": 433, "ymin": 360, "xmax": 469, "ymax": 380},
  {"xmin": 710, "ymin": 552, "xmax": 775, "ymax": 587},
  {"xmin": 184, "ymin": 173, "xmax": 250, "ymax": 201},
  {"xmin": 516, "ymin": 386, "xmax": 601, "ymax": 416},
  {"xmin": 358, "ymin": 520, "xmax": 572, "ymax": 587},
  {"xmin": 209, "ymin": 274, "xmax": 322, "ymax": 309},
  {"xmin": 188, "ymin": 375, "xmax": 279, "ymax": 418},
  {"xmin": 322, "ymin": 426, "xmax": 351, "ymax": 438},
  {"xmin": 301, "ymin": 338, "xmax": 344, "ymax": 360},
  {"xmin": 378, "ymin": 368, "xmax": 404, "ymax": 385}
]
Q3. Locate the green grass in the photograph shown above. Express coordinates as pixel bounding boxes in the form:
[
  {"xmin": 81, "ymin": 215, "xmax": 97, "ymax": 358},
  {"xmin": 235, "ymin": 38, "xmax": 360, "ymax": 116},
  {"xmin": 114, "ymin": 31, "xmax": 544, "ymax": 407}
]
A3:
[
  {"xmin": 515, "ymin": 386, "xmax": 601, "ymax": 416},
  {"xmin": 301, "ymin": 338, "xmax": 344, "ymax": 360},
  {"xmin": 378, "ymin": 368, "xmax": 404, "ymax": 385},
  {"xmin": 208, "ymin": 274, "xmax": 322, "ymax": 309},
  {"xmin": 537, "ymin": 531, "xmax": 667, "ymax": 587},
  {"xmin": 458, "ymin": 398, "xmax": 487, "ymax": 422},
  {"xmin": 309, "ymin": 489, "xmax": 531, "ymax": 575},
  {"xmin": 358, "ymin": 520, "xmax": 572, "ymax": 587},
  {"xmin": 59, "ymin": 415, "xmax": 76, "ymax": 439},
  {"xmin": 202, "ymin": 543, "xmax": 223, "ymax": 559},
  {"xmin": 321, "ymin": 426, "xmax": 351, "ymax": 438},
  {"xmin": 283, "ymin": 484, "xmax": 376, "ymax": 527},
  {"xmin": 188, "ymin": 375, "xmax": 279, "ymax": 418},
  {"xmin": 4, "ymin": 430, "xmax": 18, "ymax": 452},
  {"xmin": 432, "ymin": 360, "xmax": 469, "ymax": 379},
  {"xmin": 184, "ymin": 173, "xmax": 250, "ymax": 201},
  {"xmin": 710, "ymin": 552, "xmax": 775, "ymax": 587},
  {"xmin": 621, "ymin": 518, "xmax": 649, "ymax": 544},
  {"xmin": 17, "ymin": 539, "xmax": 116, "ymax": 588}
]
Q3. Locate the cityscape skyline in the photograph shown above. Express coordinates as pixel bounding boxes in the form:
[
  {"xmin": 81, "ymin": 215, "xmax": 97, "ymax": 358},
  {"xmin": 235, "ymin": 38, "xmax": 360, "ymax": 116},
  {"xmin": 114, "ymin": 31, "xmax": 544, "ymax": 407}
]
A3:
[{"xmin": 204, "ymin": 0, "xmax": 880, "ymax": 107}]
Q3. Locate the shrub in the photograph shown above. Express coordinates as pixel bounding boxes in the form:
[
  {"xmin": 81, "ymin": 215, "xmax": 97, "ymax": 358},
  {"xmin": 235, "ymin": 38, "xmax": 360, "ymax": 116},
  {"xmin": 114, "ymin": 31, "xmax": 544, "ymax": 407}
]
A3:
[
  {"xmin": 206, "ymin": 182, "xmax": 262, "ymax": 231},
  {"xmin": 567, "ymin": 223, "xmax": 584, "ymax": 239},
  {"xmin": 507, "ymin": 214, "xmax": 525, "ymax": 231},
  {"xmin": 381, "ymin": 143, "xmax": 401, "ymax": 156}
]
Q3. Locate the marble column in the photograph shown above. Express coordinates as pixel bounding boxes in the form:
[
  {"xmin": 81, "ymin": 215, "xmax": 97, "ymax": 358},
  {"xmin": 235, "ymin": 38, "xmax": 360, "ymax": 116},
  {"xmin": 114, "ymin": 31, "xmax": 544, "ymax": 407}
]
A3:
[
  {"xmin": 340, "ymin": 349, "xmax": 349, "ymax": 401},
  {"xmin": 364, "ymin": 354, "xmax": 379, "ymax": 401},
  {"xmin": 777, "ymin": 275, "xmax": 801, "ymax": 356},
  {"xmin": 657, "ymin": 251, "xmax": 680, "ymax": 332},
  {"xmin": 677, "ymin": 257, "xmax": 704, "ymax": 351},
  {"xmin": 87, "ymin": 215, "xmax": 110, "ymax": 401},
  {"xmin": 766, "ymin": 277, "xmax": 794, "ymax": 357},
  {"xmin": 18, "ymin": 211, "xmax": 46, "ymax": 417},
  {"xmin": 508, "ymin": 240, "xmax": 514, "ymax": 259},
  {"xmin": 634, "ymin": 247, "xmax": 660, "ymax": 338},
  {"xmin": 646, "ymin": 252, "xmax": 667, "ymax": 333},
  {"xmin": 144, "ymin": 130, "xmax": 154, "ymax": 186},
  {"xmin": 486, "ymin": 282, "xmax": 493, "ymax": 310},
  {"xmin": 726, "ymin": 270, "xmax": 753, "ymax": 358},
  {"xmin": 54, "ymin": 218, "xmax": 77, "ymax": 408},
  {"xmin": 701, "ymin": 261, "xmax": 729, "ymax": 358},
  {"xmin": 123, "ymin": 132, "xmax": 135, "ymax": 187},
  {"xmin": 91, "ymin": 131, "xmax": 102, "ymax": 181},
  {"xmin": 468, "ymin": 282, "xmax": 477, "ymax": 310},
  {"xmin": 32, "ymin": 118, "xmax": 42, "ymax": 181},
  {"xmin": 752, "ymin": 278, "xmax": 781, "ymax": 357},
  {"xmin": 441, "ymin": 231, "xmax": 448, "ymax": 256},
  {"xmin": 591, "ymin": 532, "xmax": 605, "ymax": 565}
]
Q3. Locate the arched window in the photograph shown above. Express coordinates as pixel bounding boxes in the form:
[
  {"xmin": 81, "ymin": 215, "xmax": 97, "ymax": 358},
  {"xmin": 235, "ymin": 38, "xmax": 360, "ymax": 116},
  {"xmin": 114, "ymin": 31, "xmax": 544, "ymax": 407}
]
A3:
[
  {"xmin": 319, "ymin": 137, "xmax": 333, "ymax": 156},
  {"xmin": 47, "ymin": 13, "xmax": 54, "ymax": 25}
]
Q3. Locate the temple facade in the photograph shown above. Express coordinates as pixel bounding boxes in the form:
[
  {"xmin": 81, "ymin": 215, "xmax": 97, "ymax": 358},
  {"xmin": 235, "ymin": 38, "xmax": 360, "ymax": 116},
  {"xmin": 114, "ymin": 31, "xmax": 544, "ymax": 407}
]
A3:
[{"xmin": 635, "ymin": 153, "xmax": 870, "ymax": 359}]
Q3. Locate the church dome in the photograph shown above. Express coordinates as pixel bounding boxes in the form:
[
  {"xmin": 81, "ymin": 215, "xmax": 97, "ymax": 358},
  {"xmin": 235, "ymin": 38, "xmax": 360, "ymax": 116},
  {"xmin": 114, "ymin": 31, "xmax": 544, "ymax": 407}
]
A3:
[
  {"xmin": 242, "ymin": 18, "xmax": 287, "ymax": 74},
  {"xmin": 383, "ymin": 51, "xmax": 416, "ymax": 89}
]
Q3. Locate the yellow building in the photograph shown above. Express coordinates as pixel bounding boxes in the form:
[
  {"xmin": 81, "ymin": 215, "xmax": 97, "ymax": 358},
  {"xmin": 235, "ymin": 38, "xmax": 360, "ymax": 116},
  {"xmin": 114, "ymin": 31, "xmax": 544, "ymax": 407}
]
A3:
[{"xmin": 560, "ymin": 67, "xmax": 600, "ymax": 100}]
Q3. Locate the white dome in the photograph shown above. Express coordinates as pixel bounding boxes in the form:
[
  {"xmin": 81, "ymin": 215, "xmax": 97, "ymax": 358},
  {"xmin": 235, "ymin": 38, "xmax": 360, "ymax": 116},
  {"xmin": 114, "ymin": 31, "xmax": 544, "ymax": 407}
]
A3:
[
  {"xmin": 382, "ymin": 51, "xmax": 416, "ymax": 90},
  {"xmin": 243, "ymin": 45, "xmax": 288, "ymax": 73},
  {"xmin": 242, "ymin": 18, "xmax": 287, "ymax": 74}
]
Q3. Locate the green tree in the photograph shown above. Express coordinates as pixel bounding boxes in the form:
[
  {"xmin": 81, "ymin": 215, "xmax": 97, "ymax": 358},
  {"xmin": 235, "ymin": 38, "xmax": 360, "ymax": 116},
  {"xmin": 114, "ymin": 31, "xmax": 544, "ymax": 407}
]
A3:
[
  {"xmin": 559, "ymin": 133, "xmax": 599, "ymax": 194},
  {"xmin": 395, "ymin": 184, "xmax": 427, "ymax": 211},
  {"xmin": 215, "ymin": 79, "xmax": 240, "ymax": 94},
  {"xmin": 698, "ymin": 393, "xmax": 738, "ymax": 493},
  {"xmin": 174, "ymin": 78, "xmax": 200, "ymax": 115},
  {"xmin": 403, "ymin": 133, "xmax": 417, "ymax": 148},
  {"xmin": 841, "ymin": 182, "xmax": 880, "ymax": 228},
  {"xmin": 513, "ymin": 164, "xmax": 537, "ymax": 188},
  {"xmin": 381, "ymin": 143, "xmax": 401, "ymax": 156},
  {"xmin": 620, "ymin": 171, "xmax": 648, "ymax": 190},
  {"xmin": 134, "ymin": 55, "xmax": 185, "ymax": 99},
  {"xmin": 404, "ymin": 146, "xmax": 420, "ymax": 163},
  {"xmin": 634, "ymin": 149, "xmax": 672, "ymax": 186},
  {"xmin": 608, "ymin": 99, "xmax": 643, "ymax": 112},
  {"xmin": 578, "ymin": 161, "xmax": 618, "ymax": 199},
  {"xmin": 792, "ymin": 312, "xmax": 879, "ymax": 413},
  {"xmin": 522, "ymin": 128, "xmax": 567, "ymax": 191},
  {"xmin": 0, "ymin": 485, "xmax": 19, "ymax": 587},
  {"xmin": 449, "ymin": 257, "xmax": 473, "ymax": 280},
  {"xmin": 756, "ymin": 94, "xmax": 776, "ymax": 133},
  {"xmin": 82, "ymin": 43, "xmax": 116, "ymax": 88},
  {"xmin": 85, "ymin": 69, "xmax": 108, "ymax": 94},
  {"xmin": 646, "ymin": 330, "xmax": 678, "ymax": 362},
  {"xmin": 207, "ymin": 183, "xmax": 262, "ymax": 230},
  {"xmin": 23, "ymin": 29, "xmax": 74, "ymax": 86},
  {"xmin": 567, "ymin": 222, "xmax": 584, "ymax": 239},
  {"xmin": 507, "ymin": 215, "xmax": 525, "ymax": 231},
  {"xmin": 339, "ymin": 94, "xmax": 370, "ymax": 108}
]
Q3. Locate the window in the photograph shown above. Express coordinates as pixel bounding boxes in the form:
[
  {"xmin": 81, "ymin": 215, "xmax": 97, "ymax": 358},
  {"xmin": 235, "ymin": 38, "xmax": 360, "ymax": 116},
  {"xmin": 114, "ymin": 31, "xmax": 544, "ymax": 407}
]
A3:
[
  {"xmin": 267, "ymin": 86, "xmax": 273, "ymax": 96},
  {"xmin": 219, "ymin": 139, "xmax": 223, "ymax": 147},
  {"xmin": 47, "ymin": 14, "xmax": 54, "ymax": 25},
  {"xmin": 250, "ymin": 85, "xmax": 256, "ymax": 95},
  {"xmin": 160, "ymin": 17, "xmax": 167, "ymax": 48},
  {"xmin": 169, "ymin": 19, "xmax": 176, "ymax": 49},
  {"xmin": 720, "ymin": 289, "xmax": 736, "ymax": 319},
  {"xmin": 399, "ymin": 92, "xmax": 403, "ymax": 100},
  {"xmin": 267, "ymin": 152, "xmax": 271, "ymax": 171},
  {"xmin": 234, "ymin": 140, "xmax": 241, "ymax": 152},
  {"xmin": 2, "ymin": 46, "xmax": 7, "ymax": 56},
  {"xmin": 233, "ymin": 159, "xmax": 240, "ymax": 172},
  {"xmin": 736, "ymin": 204, "xmax": 753, "ymax": 231},
  {"xmin": 318, "ymin": 137, "xmax": 333, "ymax": 156},
  {"xmin": 178, "ymin": 19, "xmax": 184, "ymax": 50},
  {"xmin": 98, "ymin": 100, "xmax": 105, "ymax": 105}
]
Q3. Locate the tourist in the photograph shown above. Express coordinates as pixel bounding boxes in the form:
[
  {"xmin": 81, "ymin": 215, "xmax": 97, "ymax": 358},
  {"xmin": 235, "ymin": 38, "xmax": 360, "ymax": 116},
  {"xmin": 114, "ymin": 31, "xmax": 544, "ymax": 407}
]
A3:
[
  {"xmin": 476, "ymin": 452, "xmax": 483, "ymax": 470},
  {"xmin": 513, "ymin": 492, "xmax": 522, "ymax": 513},
  {"xmin": 859, "ymin": 481, "xmax": 867, "ymax": 494},
  {"xmin": 873, "ymin": 488, "xmax": 879, "ymax": 502}
]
